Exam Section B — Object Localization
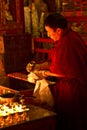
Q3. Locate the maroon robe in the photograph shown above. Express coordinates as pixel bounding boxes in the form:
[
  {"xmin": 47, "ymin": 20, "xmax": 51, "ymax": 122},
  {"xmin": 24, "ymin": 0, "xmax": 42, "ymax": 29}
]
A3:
[{"xmin": 49, "ymin": 28, "xmax": 87, "ymax": 130}]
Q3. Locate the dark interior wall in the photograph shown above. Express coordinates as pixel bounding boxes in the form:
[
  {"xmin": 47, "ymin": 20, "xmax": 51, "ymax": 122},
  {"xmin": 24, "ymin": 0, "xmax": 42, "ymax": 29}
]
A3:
[
  {"xmin": 43, "ymin": 0, "xmax": 57, "ymax": 12},
  {"xmin": 3, "ymin": 34, "xmax": 32, "ymax": 74}
]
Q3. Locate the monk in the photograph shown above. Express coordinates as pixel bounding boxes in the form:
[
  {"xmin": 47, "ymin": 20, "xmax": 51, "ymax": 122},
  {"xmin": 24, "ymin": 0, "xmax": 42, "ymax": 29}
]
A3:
[{"xmin": 26, "ymin": 13, "xmax": 87, "ymax": 130}]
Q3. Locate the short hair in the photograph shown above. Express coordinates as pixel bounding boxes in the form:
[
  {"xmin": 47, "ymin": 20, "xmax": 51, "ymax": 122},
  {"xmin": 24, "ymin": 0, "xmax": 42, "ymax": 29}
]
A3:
[{"xmin": 44, "ymin": 13, "xmax": 68, "ymax": 30}]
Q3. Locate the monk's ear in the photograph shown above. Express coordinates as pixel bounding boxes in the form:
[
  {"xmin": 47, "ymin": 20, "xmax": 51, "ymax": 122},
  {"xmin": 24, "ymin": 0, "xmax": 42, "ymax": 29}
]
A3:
[
  {"xmin": 56, "ymin": 28, "xmax": 63, "ymax": 34},
  {"xmin": 56, "ymin": 28, "xmax": 61, "ymax": 32}
]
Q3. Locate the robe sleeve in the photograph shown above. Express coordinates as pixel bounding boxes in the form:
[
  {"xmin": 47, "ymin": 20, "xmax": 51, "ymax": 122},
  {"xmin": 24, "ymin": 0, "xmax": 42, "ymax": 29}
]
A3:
[{"xmin": 49, "ymin": 36, "xmax": 87, "ymax": 83}]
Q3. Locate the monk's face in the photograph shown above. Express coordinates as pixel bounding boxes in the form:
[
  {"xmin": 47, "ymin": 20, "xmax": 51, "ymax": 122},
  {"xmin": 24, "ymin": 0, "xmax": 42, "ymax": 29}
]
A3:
[{"xmin": 45, "ymin": 26, "xmax": 63, "ymax": 41}]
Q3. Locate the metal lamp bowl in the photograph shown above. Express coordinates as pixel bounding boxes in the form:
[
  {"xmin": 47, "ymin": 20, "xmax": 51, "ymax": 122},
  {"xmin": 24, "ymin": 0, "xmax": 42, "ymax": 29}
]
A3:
[{"xmin": 0, "ymin": 93, "xmax": 21, "ymax": 104}]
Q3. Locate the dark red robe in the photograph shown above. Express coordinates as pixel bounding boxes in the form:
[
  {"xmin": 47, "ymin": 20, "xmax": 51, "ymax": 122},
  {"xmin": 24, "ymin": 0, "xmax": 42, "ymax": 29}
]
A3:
[{"xmin": 49, "ymin": 28, "xmax": 87, "ymax": 130}]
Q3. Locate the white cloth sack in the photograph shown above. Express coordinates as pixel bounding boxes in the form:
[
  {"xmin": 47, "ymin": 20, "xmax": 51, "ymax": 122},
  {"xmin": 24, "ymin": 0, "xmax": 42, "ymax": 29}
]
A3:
[
  {"xmin": 27, "ymin": 72, "xmax": 39, "ymax": 83},
  {"xmin": 33, "ymin": 78, "xmax": 54, "ymax": 107}
]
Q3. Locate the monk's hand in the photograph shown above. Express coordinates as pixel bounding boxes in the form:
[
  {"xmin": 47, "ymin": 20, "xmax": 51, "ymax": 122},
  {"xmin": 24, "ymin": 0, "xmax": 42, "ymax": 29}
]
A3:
[{"xmin": 26, "ymin": 61, "xmax": 40, "ymax": 72}]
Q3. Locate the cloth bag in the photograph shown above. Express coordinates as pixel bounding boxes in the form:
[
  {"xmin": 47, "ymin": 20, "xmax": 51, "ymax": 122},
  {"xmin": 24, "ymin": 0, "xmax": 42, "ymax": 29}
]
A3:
[{"xmin": 33, "ymin": 78, "xmax": 54, "ymax": 108}]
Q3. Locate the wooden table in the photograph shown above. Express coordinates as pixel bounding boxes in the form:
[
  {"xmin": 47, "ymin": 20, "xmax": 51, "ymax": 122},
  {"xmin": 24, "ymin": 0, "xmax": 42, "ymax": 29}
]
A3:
[{"xmin": 1, "ymin": 104, "xmax": 57, "ymax": 130}]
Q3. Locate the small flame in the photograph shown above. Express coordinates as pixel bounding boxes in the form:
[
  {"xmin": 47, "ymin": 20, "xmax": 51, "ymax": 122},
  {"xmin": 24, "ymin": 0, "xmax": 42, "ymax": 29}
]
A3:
[{"xmin": 0, "ymin": 103, "xmax": 29, "ymax": 116}]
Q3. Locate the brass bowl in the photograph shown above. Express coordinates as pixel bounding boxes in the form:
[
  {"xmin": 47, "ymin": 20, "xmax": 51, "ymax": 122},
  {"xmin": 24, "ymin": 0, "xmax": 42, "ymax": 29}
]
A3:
[{"xmin": 0, "ymin": 93, "xmax": 21, "ymax": 104}]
